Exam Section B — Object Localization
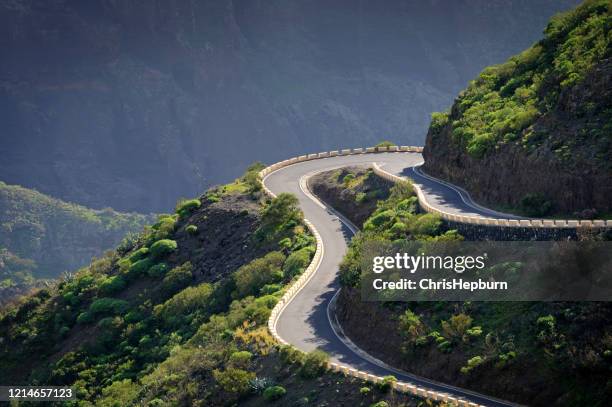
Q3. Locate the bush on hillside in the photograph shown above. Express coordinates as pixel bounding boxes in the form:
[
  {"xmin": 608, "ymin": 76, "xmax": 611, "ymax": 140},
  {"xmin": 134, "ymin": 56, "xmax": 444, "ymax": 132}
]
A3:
[
  {"xmin": 150, "ymin": 239, "xmax": 178, "ymax": 259},
  {"xmin": 127, "ymin": 258, "xmax": 154, "ymax": 279},
  {"xmin": 89, "ymin": 298, "xmax": 129, "ymax": 317},
  {"xmin": 147, "ymin": 263, "xmax": 169, "ymax": 278},
  {"xmin": 176, "ymin": 199, "xmax": 201, "ymax": 218},
  {"xmin": 213, "ymin": 368, "xmax": 255, "ymax": 395},
  {"xmin": 233, "ymin": 252, "xmax": 285, "ymax": 298},
  {"xmin": 243, "ymin": 162, "xmax": 266, "ymax": 194},
  {"xmin": 375, "ymin": 375, "xmax": 396, "ymax": 392},
  {"xmin": 263, "ymin": 385, "xmax": 286, "ymax": 401},
  {"xmin": 228, "ymin": 351, "xmax": 252, "ymax": 369},
  {"xmin": 185, "ymin": 225, "xmax": 198, "ymax": 235},
  {"xmin": 375, "ymin": 141, "xmax": 396, "ymax": 148},
  {"xmin": 99, "ymin": 275, "xmax": 126, "ymax": 296},
  {"xmin": 154, "ymin": 283, "xmax": 213, "ymax": 326},
  {"xmin": 299, "ymin": 349, "xmax": 329, "ymax": 378},
  {"xmin": 282, "ymin": 247, "xmax": 313, "ymax": 280},
  {"xmin": 129, "ymin": 247, "xmax": 149, "ymax": 262},
  {"xmin": 255, "ymin": 193, "xmax": 303, "ymax": 243},
  {"xmin": 161, "ymin": 262, "xmax": 193, "ymax": 295}
]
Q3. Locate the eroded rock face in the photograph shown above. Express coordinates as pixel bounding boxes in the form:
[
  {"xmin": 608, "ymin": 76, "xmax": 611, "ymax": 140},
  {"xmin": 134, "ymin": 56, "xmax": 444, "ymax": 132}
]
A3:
[
  {"xmin": 0, "ymin": 0, "xmax": 576, "ymax": 212},
  {"xmin": 423, "ymin": 58, "xmax": 612, "ymax": 216}
]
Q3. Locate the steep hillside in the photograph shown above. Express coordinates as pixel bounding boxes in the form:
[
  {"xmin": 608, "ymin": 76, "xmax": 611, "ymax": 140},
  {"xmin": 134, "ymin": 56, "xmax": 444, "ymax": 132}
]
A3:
[
  {"xmin": 423, "ymin": 0, "xmax": 611, "ymax": 217},
  {"xmin": 0, "ymin": 181, "xmax": 153, "ymax": 303},
  {"xmin": 0, "ymin": 168, "xmax": 429, "ymax": 406},
  {"xmin": 308, "ymin": 167, "xmax": 612, "ymax": 406},
  {"xmin": 0, "ymin": 0, "xmax": 577, "ymax": 212}
]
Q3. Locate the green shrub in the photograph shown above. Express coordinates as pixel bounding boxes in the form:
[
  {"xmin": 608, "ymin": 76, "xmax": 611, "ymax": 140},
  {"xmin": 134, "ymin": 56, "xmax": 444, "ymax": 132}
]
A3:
[
  {"xmin": 460, "ymin": 356, "xmax": 485, "ymax": 374},
  {"xmin": 250, "ymin": 377, "xmax": 276, "ymax": 395},
  {"xmin": 441, "ymin": 313, "xmax": 473, "ymax": 338},
  {"xmin": 375, "ymin": 375, "xmax": 396, "ymax": 392},
  {"xmin": 279, "ymin": 345, "xmax": 304, "ymax": 365},
  {"xmin": 229, "ymin": 351, "xmax": 253, "ymax": 369},
  {"xmin": 437, "ymin": 340, "xmax": 452, "ymax": 353},
  {"xmin": 128, "ymin": 247, "xmax": 149, "ymax": 263},
  {"xmin": 233, "ymin": 252, "xmax": 285, "ymax": 298},
  {"xmin": 150, "ymin": 239, "xmax": 177, "ymax": 259},
  {"xmin": 263, "ymin": 385, "xmax": 286, "ymax": 401},
  {"xmin": 300, "ymin": 349, "xmax": 329, "ymax": 378},
  {"xmin": 390, "ymin": 221, "xmax": 408, "ymax": 235},
  {"xmin": 430, "ymin": 111, "xmax": 450, "ymax": 133},
  {"xmin": 359, "ymin": 387, "xmax": 371, "ymax": 396},
  {"xmin": 497, "ymin": 351, "xmax": 517, "ymax": 368},
  {"xmin": 260, "ymin": 284, "xmax": 282, "ymax": 295},
  {"xmin": 282, "ymin": 247, "xmax": 313, "ymax": 280},
  {"xmin": 364, "ymin": 209, "xmax": 395, "ymax": 230},
  {"xmin": 466, "ymin": 326, "xmax": 483, "ymax": 338},
  {"xmin": 150, "ymin": 215, "xmax": 178, "ymax": 240},
  {"xmin": 255, "ymin": 193, "xmax": 303, "ymax": 243},
  {"xmin": 399, "ymin": 309, "xmax": 425, "ymax": 342},
  {"xmin": 370, "ymin": 401, "xmax": 389, "ymax": 407},
  {"xmin": 99, "ymin": 275, "xmax": 126, "ymax": 296},
  {"xmin": 185, "ymin": 225, "xmax": 198, "ymax": 235},
  {"xmin": 176, "ymin": 199, "xmax": 201, "ymax": 217},
  {"xmin": 154, "ymin": 283, "xmax": 213, "ymax": 325},
  {"xmin": 375, "ymin": 140, "xmax": 396, "ymax": 148},
  {"xmin": 396, "ymin": 196, "xmax": 418, "ymax": 213},
  {"xmin": 96, "ymin": 379, "xmax": 140, "ymax": 407},
  {"xmin": 117, "ymin": 258, "xmax": 132, "ymax": 272},
  {"xmin": 343, "ymin": 173, "xmax": 356, "ymax": 186},
  {"xmin": 213, "ymin": 368, "xmax": 255, "ymax": 394},
  {"xmin": 76, "ymin": 311, "xmax": 94, "ymax": 324},
  {"xmin": 127, "ymin": 258, "xmax": 153, "ymax": 279},
  {"xmin": 161, "ymin": 262, "xmax": 193, "ymax": 295},
  {"xmin": 409, "ymin": 213, "xmax": 442, "ymax": 236},
  {"xmin": 89, "ymin": 298, "xmax": 129, "ymax": 316},
  {"xmin": 147, "ymin": 263, "xmax": 168, "ymax": 278}
]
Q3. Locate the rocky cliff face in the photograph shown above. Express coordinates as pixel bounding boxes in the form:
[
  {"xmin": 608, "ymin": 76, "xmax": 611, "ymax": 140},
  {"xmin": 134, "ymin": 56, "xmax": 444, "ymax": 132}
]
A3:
[
  {"xmin": 0, "ymin": 0, "xmax": 576, "ymax": 212},
  {"xmin": 423, "ymin": 1, "xmax": 611, "ymax": 217}
]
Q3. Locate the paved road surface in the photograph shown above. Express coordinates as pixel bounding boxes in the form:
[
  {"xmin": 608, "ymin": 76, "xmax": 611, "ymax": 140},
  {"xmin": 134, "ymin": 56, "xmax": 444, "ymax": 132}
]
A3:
[{"xmin": 263, "ymin": 152, "xmax": 520, "ymax": 407}]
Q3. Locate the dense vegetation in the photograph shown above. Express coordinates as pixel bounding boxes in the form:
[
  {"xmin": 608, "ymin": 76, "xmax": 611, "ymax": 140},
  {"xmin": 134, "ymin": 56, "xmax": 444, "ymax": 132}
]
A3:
[
  {"xmin": 0, "ymin": 181, "xmax": 153, "ymax": 303},
  {"xmin": 0, "ymin": 168, "xmax": 430, "ymax": 406},
  {"xmin": 324, "ymin": 168, "xmax": 612, "ymax": 405},
  {"xmin": 430, "ymin": 0, "xmax": 610, "ymax": 160},
  {"xmin": 309, "ymin": 167, "xmax": 394, "ymax": 228},
  {"xmin": 339, "ymin": 177, "xmax": 461, "ymax": 288},
  {"xmin": 423, "ymin": 0, "xmax": 612, "ymax": 216}
]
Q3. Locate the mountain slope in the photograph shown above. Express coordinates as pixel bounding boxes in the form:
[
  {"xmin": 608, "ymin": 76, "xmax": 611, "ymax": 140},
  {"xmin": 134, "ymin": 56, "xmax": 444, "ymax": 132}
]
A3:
[
  {"xmin": 0, "ymin": 170, "xmax": 426, "ymax": 406},
  {"xmin": 308, "ymin": 167, "xmax": 612, "ymax": 406},
  {"xmin": 423, "ymin": 0, "xmax": 611, "ymax": 217},
  {"xmin": 0, "ymin": 181, "xmax": 153, "ymax": 303}
]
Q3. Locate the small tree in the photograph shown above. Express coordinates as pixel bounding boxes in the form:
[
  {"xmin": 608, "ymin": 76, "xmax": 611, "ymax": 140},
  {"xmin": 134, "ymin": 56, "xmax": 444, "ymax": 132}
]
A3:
[
  {"xmin": 263, "ymin": 385, "xmax": 286, "ymax": 401},
  {"xmin": 300, "ymin": 349, "xmax": 329, "ymax": 378},
  {"xmin": 213, "ymin": 368, "xmax": 255, "ymax": 395}
]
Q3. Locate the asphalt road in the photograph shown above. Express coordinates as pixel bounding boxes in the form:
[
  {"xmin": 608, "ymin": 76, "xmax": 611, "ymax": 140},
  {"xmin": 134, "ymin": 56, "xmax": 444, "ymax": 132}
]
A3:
[{"xmin": 263, "ymin": 152, "xmax": 520, "ymax": 407}]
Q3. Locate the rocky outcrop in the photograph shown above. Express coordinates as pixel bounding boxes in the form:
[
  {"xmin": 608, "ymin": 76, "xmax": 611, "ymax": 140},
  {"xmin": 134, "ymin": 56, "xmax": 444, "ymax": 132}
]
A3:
[{"xmin": 423, "ymin": 55, "xmax": 611, "ymax": 217}]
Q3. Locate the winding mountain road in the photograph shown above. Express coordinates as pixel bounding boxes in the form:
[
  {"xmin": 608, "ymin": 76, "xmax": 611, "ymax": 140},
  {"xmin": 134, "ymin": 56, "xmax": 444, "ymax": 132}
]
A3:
[{"xmin": 263, "ymin": 152, "xmax": 521, "ymax": 407}]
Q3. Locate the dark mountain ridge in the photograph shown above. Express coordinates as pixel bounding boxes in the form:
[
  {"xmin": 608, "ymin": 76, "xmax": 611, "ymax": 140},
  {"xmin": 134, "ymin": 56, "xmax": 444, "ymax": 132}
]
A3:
[{"xmin": 0, "ymin": 0, "xmax": 577, "ymax": 212}]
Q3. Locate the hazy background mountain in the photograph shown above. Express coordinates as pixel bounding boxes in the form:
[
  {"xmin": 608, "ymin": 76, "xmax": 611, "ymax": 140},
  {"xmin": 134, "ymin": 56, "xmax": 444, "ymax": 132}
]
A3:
[
  {"xmin": 0, "ymin": 181, "xmax": 153, "ymax": 303},
  {"xmin": 0, "ymin": 0, "xmax": 578, "ymax": 213}
]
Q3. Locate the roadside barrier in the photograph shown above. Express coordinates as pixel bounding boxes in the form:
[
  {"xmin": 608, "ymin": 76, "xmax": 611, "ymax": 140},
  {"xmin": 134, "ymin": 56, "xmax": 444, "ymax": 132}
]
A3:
[
  {"xmin": 259, "ymin": 144, "xmax": 607, "ymax": 406},
  {"xmin": 259, "ymin": 146, "xmax": 498, "ymax": 407}
]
